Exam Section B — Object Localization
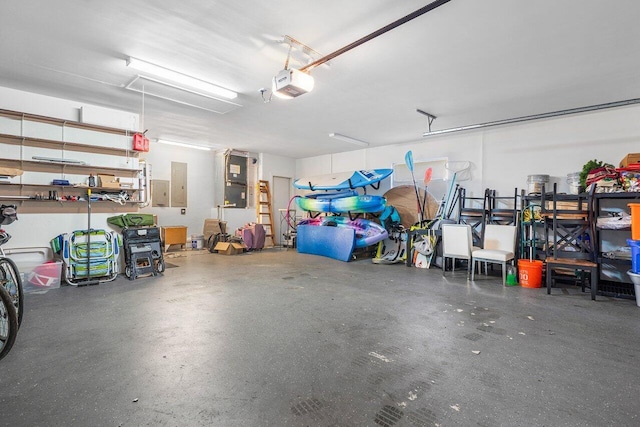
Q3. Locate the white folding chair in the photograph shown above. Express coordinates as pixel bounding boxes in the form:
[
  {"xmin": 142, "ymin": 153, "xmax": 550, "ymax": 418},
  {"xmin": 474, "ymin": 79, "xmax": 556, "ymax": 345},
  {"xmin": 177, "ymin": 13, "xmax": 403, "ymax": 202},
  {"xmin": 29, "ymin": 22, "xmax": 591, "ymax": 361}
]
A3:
[
  {"xmin": 471, "ymin": 224, "xmax": 517, "ymax": 286},
  {"xmin": 442, "ymin": 224, "xmax": 480, "ymax": 277}
]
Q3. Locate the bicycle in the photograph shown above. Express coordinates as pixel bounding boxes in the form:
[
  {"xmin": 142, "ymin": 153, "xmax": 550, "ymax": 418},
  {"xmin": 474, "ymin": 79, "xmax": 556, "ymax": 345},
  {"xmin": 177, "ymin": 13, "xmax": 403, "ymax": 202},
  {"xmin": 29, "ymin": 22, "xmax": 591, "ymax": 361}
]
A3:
[
  {"xmin": 0, "ymin": 240, "xmax": 24, "ymax": 327},
  {"xmin": 0, "ymin": 205, "xmax": 23, "ymax": 328},
  {"xmin": 0, "ymin": 284, "xmax": 18, "ymax": 360}
]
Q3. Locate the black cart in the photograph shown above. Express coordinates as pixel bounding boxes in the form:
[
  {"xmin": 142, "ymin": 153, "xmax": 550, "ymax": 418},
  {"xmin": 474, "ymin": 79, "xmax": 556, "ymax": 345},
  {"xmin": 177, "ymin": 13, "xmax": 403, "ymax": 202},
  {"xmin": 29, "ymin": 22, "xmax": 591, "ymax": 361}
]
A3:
[{"xmin": 122, "ymin": 227, "xmax": 165, "ymax": 280}]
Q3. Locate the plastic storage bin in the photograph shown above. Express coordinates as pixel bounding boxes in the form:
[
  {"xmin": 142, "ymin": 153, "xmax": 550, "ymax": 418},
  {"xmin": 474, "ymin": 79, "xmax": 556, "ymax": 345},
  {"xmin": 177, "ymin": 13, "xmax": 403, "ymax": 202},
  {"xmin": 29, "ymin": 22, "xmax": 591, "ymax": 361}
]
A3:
[
  {"xmin": 627, "ymin": 238, "xmax": 640, "ymax": 273},
  {"xmin": 527, "ymin": 175, "xmax": 550, "ymax": 195},
  {"xmin": 625, "ymin": 270, "xmax": 640, "ymax": 307},
  {"xmin": 566, "ymin": 172, "xmax": 581, "ymax": 194},
  {"xmin": 21, "ymin": 261, "xmax": 62, "ymax": 292}
]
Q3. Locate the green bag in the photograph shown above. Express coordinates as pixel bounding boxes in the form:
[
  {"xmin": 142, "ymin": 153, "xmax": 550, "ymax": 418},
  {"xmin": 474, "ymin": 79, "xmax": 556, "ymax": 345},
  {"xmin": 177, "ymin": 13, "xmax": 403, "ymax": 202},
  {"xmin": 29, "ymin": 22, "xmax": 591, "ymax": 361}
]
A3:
[{"xmin": 107, "ymin": 214, "xmax": 155, "ymax": 229}]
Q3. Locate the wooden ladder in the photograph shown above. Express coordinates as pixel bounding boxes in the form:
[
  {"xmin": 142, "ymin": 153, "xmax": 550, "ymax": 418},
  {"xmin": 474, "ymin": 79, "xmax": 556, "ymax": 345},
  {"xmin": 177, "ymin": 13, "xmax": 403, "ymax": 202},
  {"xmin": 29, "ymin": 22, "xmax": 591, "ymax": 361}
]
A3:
[{"xmin": 257, "ymin": 180, "xmax": 275, "ymax": 247}]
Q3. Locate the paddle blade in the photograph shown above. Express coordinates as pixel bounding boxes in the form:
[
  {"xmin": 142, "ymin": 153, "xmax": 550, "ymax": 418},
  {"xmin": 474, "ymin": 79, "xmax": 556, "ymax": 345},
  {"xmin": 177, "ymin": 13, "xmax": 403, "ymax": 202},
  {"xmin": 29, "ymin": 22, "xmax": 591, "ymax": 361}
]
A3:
[
  {"xmin": 424, "ymin": 167, "xmax": 433, "ymax": 185},
  {"xmin": 404, "ymin": 151, "xmax": 414, "ymax": 172}
]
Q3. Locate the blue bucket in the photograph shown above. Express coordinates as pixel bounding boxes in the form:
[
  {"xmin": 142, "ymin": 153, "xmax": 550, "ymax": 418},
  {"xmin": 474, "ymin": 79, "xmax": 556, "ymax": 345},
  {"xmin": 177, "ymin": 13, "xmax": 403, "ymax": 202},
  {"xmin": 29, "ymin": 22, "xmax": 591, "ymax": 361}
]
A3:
[{"xmin": 627, "ymin": 239, "xmax": 640, "ymax": 273}]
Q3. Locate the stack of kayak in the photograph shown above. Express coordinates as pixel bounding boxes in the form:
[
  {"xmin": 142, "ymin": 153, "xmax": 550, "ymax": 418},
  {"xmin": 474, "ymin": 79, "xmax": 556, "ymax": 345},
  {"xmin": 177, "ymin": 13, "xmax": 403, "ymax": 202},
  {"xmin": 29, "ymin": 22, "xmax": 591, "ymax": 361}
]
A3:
[
  {"xmin": 293, "ymin": 169, "xmax": 392, "ymax": 262},
  {"xmin": 295, "ymin": 190, "xmax": 387, "ymax": 214}
]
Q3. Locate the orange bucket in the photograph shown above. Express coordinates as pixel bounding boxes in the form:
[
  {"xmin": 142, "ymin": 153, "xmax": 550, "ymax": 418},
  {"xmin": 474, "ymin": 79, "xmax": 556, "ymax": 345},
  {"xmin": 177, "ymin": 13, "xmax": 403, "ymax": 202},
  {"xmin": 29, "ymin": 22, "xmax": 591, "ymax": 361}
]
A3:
[
  {"xmin": 628, "ymin": 204, "xmax": 640, "ymax": 240},
  {"xmin": 518, "ymin": 259, "xmax": 543, "ymax": 288}
]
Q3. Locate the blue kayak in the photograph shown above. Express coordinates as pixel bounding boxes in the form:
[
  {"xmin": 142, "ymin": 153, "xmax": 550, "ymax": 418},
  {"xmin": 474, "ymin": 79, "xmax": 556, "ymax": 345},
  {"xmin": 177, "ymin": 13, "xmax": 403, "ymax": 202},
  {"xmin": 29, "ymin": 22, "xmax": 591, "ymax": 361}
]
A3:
[{"xmin": 294, "ymin": 169, "xmax": 393, "ymax": 191}]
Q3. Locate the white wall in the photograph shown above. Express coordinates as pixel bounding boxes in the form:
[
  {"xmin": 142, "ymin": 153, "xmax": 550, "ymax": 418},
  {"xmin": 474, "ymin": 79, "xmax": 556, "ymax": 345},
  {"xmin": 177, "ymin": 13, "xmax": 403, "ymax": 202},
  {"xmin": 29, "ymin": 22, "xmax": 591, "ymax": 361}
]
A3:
[
  {"xmin": 480, "ymin": 106, "xmax": 640, "ymax": 193},
  {"xmin": 139, "ymin": 143, "xmax": 216, "ymax": 238},
  {"xmin": 260, "ymin": 152, "xmax": 296, "ymax": 185},
  {"xmin": 295, "ymin": 104, "xmax": 640, "ymax": 200}
]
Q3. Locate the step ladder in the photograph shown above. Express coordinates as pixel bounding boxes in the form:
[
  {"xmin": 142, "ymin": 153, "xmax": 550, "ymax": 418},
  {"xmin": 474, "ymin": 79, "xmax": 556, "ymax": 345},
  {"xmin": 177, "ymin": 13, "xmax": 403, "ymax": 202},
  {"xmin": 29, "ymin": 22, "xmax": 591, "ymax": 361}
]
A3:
[{"xmin": 257, "ymin": 180, "xmax": 275, "ymax": 247}]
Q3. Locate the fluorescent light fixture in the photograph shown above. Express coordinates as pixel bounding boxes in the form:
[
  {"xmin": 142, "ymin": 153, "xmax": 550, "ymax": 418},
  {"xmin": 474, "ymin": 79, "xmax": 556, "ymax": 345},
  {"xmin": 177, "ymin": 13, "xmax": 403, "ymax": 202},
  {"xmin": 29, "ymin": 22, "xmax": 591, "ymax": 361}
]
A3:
[
  {"xmin": 272, "ymin": 69, "xmax": 314, "ymax": 99},
  {"xmin": 126, "ymin": 57, "xmax": 237, "ymax": 100},
  {"xmin": 329, "ymin": 133, "xmax": 369, "ymax": 147},
  {"xmin": 125, "ymin": 75, "xmax": 242, "ymax": 114},
  {"xmin": 156, "ymin": 139, "xmax": 212, "ymax": 151}
]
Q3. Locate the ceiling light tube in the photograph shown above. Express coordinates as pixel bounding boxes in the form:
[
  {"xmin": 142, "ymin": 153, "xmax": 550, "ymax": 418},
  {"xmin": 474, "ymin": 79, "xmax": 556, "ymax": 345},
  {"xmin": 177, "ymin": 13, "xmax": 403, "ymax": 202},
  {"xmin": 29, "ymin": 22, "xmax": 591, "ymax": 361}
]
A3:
[
  {"xmin": 126, "ymin": 57, "xmax": 237, "ymax": 100},
  {"xmin": 329, "ymin": 133, "xmax": 369, "ymax": 147},
  {"xmin": 156, "ymin": 139, "xmax": 212, "ymax": 151}
]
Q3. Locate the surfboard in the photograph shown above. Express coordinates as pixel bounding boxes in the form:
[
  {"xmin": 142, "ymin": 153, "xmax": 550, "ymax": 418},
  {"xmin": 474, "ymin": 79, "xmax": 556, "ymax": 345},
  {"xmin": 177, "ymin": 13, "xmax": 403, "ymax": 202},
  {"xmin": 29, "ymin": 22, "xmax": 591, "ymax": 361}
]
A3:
[
  {"xmin": 297, "ymin": 216, "xmax": 388, "ymax": 248},
  {"xmin": 296, "ymin": 194, "xmax": 387, "ymax": 213},
  {"xmin": 293, "ymin": 169, "xmax": 393, "ymax": 191}
]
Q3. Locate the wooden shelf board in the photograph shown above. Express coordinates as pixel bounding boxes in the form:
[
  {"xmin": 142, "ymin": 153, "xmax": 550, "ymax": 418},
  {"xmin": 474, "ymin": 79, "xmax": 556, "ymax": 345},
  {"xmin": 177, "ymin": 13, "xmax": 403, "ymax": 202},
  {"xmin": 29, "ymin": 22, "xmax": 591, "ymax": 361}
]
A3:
[
  {"xmin": 0, "ymin": 133, "xmax": 138, "ymax": 158},
  {"xmin": 0, "ymin": 108, "xmax": 133, "ymax": 136},
  {"xmin": 0, "ymin": 158, "xmax": 140, "ymax": 176},
  {"xmin": 0, "ymin": 183, "xmax": 138, "ymax": 192}
]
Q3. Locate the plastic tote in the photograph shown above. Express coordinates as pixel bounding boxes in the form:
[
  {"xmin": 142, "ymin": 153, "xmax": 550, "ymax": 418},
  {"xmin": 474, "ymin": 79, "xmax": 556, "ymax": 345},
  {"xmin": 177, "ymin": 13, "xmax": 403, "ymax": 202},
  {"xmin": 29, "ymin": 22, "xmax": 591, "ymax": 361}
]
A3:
[
  {"xmin": 626, "ymin": 271, "xmax": 640, "ymax": 307},
  {"xmin": 527, "ymin": 175, "xmax": 550, "ymax": 195},
  {"xmin": 627, "ymin": 239, "xmax": 640, "ymax": 273},
  {"xmin": 518, "ymin": 259, "xmax": 543, "ymax": 288}
]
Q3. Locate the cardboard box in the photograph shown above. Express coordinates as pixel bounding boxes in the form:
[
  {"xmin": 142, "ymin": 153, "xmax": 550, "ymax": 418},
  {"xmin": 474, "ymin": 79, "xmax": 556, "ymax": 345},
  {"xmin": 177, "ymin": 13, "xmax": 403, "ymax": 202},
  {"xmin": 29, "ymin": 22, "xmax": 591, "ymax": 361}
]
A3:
[
  {"xmin": 98, "ymin": 174, "xmax": 121, "ymax": 189},
  {"xmin": 213, "ymin": 241, "xmax": 247, "ymax": 255},
  {"xmin": 620, "ymin": 153, "xmax": 640, "ymax": 168},
  {"xmin": 203, "ymin": 219, "xmax": 227, "ymax": 242}
]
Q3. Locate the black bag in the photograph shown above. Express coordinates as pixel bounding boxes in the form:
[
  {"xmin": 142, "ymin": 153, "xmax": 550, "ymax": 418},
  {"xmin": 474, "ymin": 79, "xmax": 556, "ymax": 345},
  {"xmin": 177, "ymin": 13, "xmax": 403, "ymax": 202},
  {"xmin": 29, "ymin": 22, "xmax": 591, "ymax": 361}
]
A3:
[{"xmin": 0, "ymin": 205, "xmax": 18, "ymax": 225}]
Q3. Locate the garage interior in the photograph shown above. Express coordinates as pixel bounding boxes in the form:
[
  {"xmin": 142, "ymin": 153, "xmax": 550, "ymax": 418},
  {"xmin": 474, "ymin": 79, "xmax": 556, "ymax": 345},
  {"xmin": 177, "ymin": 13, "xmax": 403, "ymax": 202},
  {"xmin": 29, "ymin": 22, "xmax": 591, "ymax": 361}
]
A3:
[{"xmin": 1, "ymin": 1, "xmax": 640, "ymax": 426}]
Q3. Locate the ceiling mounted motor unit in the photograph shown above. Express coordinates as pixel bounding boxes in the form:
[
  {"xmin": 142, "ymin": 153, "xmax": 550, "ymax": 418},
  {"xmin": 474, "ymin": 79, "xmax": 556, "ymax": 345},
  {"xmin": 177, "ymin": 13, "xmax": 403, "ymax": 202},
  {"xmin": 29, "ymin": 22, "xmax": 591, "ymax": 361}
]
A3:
[{"xmin": 272, "ymin": 69, "xmax": 314, "ymax": 98}]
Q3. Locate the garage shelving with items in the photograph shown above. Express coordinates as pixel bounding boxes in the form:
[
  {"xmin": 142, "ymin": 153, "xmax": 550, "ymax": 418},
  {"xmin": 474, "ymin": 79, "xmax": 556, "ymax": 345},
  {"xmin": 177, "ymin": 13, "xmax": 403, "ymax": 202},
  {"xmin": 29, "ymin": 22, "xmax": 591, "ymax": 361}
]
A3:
[
  {"xmin": 594, "ymin": 192, "xmax": 640, "ymax": 298},
  {"xmin": 0, "ymin": 109, "xmax": 145, "ymax": 214},
  {"xmin": 520, "ymin": 193, "xmax": 544, "ymax": 261},
  {"xmin": 542, "ymin": 184, "xmax": 598, "ymax": 299}
]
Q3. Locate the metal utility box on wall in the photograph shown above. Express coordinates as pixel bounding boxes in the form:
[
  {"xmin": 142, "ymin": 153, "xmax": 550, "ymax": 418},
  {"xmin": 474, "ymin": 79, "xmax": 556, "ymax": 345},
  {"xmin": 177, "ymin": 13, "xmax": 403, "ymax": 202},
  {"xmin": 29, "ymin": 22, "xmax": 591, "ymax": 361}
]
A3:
[
  {"xmin": 225, "ymin": 182, "xmax": 247, "ymax": 208},
  {"xmin": 171, "ymin": 161, "xmax": 188, "ymax": 207},
  {"xmin": 151, "ymin": 180, "xmax": 170, "ymax": 207},
  {"xmin": 214, "ymin": 150, "xmax": 258, "ymax": 209},
  {"xmin": 224, "ymin": 154, "xmax": 247, "ymax": 207}
]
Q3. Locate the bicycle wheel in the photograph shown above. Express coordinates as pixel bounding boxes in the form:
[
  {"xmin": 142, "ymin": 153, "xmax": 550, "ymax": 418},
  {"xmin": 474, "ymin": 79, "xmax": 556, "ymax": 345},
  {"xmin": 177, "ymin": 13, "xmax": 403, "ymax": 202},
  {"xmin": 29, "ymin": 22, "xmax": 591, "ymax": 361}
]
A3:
[
  {"xmin": 0, "ymin": 257, "xmax": 23, "ymax": 328},
  {"xmin": 0, "ymin": 285, "xmax": 18, "ymax": 361}
]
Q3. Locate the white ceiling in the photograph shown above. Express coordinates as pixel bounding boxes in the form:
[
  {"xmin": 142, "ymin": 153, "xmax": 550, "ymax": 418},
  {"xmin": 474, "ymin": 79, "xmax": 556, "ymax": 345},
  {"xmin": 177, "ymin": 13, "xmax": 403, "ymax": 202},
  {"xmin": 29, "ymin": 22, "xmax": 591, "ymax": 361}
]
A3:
[{"xmin": 1, "ymin": 1, "xmax": 638, "ymax": 158}]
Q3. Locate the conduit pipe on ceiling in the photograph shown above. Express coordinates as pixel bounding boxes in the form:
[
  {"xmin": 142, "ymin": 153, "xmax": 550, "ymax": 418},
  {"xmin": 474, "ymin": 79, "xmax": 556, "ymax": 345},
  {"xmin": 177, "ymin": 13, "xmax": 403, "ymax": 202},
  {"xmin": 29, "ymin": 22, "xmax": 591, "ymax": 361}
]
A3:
[
  {"xmin": 422, "ymin": 98, "xmax": 640, "ymax": 137},
  {"xmin": 299, "ymin": 0, "xmax": 452, "ymax": 73}
]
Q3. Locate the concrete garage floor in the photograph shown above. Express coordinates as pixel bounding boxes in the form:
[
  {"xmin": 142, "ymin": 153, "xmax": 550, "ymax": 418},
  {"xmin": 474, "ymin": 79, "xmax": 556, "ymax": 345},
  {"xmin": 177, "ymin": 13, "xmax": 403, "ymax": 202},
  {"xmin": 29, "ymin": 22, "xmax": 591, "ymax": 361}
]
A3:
[{"xmin": 1, "ymin": 249, "xmax": 639, "ymax": 426}]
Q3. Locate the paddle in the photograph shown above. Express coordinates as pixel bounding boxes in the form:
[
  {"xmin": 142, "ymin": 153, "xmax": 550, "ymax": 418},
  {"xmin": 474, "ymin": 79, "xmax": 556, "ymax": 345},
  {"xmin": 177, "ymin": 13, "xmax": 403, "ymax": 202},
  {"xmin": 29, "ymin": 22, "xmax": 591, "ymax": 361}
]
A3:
[
  {"xmin": 422, "ymin": 167, "xmax": 433, "ymax": 220},
  {"xmin": 405, "ymin": 150, "xmax": 423, "ymax": 224}
]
